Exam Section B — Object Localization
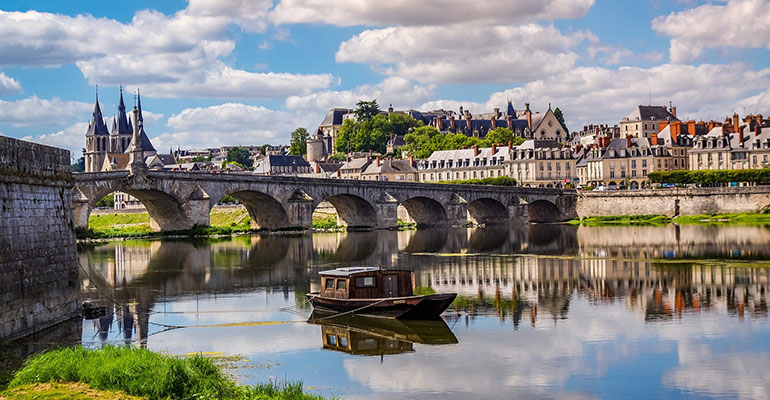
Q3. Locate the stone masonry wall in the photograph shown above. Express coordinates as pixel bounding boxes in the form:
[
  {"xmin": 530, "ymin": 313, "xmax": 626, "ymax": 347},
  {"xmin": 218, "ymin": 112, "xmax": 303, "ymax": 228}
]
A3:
[
  {"xmin": 0, "ymin": 135, "xmax": 80, "ymax": 342},
  {"xmin": 577, "ymin": 187, "xmax": 770, "ymax": 218}
]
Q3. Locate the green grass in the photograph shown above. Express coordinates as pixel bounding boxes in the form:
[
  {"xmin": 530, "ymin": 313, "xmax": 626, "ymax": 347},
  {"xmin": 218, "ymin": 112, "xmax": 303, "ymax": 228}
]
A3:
[
  {"xmin": 673, "ymin": 212, "xmax": 770, "ymax": 225},
  {"xmin": 414, "ymin": 286, "xmax": 436, "ymax": 295},
  {"xmin": 311, "ymin": 215, "xmax": 339, "ymax": 230},
  {"xmin": 5, "ymin": 346, "xmax": 326, "ymax": 400},
  {"xmin": 2, "ymin": 382, "xmax": 143, "ymax": 399},
  {"xmin": 573, "ymin": 215, "xmax": 672, "ymax": 227},
  {"xmin": 82, "ymin": 208, "xmax": 254, "ymax": 239}
]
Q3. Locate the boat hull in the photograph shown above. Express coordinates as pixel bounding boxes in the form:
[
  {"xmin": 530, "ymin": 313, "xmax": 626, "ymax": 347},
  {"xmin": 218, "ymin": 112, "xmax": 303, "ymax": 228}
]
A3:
[{"xmin": 307, "ymin": 293, "xmax": 457, "ymax": 319}]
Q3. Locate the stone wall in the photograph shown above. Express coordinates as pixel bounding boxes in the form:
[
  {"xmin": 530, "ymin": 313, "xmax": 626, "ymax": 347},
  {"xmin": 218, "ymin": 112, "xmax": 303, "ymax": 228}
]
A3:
[
  {"xmin": 577, "ymin": 187, "xmax": 770, "ymax": 218},
  {"xmin": 0, "ymin": 136, "xmax": 80, "ymax": 342}
]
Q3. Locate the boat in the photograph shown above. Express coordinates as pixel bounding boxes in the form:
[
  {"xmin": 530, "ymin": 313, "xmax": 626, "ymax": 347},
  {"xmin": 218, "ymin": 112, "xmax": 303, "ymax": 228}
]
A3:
[
  {"xmin": 306, "ymin": 267, "xmax": 457, "ymax": 319},
  {"xmin": 307, "ymin": 312, "xmax": 458, "ymax": 356}
]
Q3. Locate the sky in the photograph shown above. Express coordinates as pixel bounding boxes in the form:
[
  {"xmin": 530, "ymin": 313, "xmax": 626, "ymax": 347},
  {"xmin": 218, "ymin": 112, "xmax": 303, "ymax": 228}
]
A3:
[{"xmin": 2, "ymin": 0, "xmax": 770, "ymax": 160}]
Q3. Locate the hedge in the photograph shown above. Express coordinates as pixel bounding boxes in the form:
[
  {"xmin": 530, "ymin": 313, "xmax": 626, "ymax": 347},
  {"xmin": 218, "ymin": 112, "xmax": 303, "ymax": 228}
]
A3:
[
  {"xmin": 442, "ymin": 176, "xmax": 517, "ymax": 186},
  {"xmin": 647, "ymin": 168, "xmax": 770, "ymax": 184}
]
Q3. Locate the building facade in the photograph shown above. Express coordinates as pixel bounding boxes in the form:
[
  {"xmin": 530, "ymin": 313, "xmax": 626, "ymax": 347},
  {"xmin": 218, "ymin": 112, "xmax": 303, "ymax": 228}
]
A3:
[
  {"xmin": 620, "ymin": 105, "xmax": 679, "ymax": 139},
  {"xmin": 576, "ymin": 137, "xmax": 673, "ymax": 189},
  {"xmin": 506, "ymin": 140, "xmax": 578, "ymax": 188},
  {"xmin": 419, "ymin": 145, "xmax": 511, "ymax": 182}
]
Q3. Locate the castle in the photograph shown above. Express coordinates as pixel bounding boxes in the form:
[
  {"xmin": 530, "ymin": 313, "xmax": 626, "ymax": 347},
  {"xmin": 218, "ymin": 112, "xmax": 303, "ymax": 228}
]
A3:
[{"xmin": 84, "ymin": 88, "xmax": 159, "ymax": 173}]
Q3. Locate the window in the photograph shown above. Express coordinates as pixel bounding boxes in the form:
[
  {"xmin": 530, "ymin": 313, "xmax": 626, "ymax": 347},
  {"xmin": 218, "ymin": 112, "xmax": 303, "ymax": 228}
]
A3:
[
  {"xmin": 325, "ymin": 279, "xmax": 335, "ymax": 290},
  {"xmin": 356, "ymin": 276, "xmax": 376, "ymax": 287},
  {"xmin": 642, "ymin": 160, "xmax": 647, "ymax": 168},
  {"xmin": 610, "ymin": 171, "xmax": 615, "ymax": 178},
  {"xmin": 327, "ymin": 334, "xmax": 337, "ymax": 346},
  {"xmin": 632, "ymin": 170, "xmax": 637, "ymax": 177},
  {"xmin": 642, "ymin": 169, "xmax": 647, "ymax": 176},
  {"xmin": 336, "ymin": 279, "xmax": 347, "ymax": 290},
  {"xmin": 631, "ymin": 160, "xmax": 636, "ymax": 168},
  {"xmin": 621, "ymin": 170, "xmax": 626, "ymax": 178},
  {"xmin": 339, "ymin": 336, "xmax": 348, "ymax": 347}
]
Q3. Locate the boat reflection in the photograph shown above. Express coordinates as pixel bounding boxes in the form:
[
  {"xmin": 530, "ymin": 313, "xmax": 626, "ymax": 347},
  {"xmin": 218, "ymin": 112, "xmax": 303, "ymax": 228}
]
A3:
[{"xmin": 308, "ymin": 312, "xmax": 458, "ymax": 357}]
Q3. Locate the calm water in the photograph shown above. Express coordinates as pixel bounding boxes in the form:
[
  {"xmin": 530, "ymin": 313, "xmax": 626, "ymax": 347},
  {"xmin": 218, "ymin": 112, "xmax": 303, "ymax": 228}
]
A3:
[{"xmin": 73, "ymin": 225, "xmax": 770, "ymax": 399}]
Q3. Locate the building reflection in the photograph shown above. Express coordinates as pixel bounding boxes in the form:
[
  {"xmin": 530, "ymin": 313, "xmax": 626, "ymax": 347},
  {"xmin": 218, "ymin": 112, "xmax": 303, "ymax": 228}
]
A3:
[{"xmin": 79, "ymin": 224, "xmax": 770, "ymax": 346}]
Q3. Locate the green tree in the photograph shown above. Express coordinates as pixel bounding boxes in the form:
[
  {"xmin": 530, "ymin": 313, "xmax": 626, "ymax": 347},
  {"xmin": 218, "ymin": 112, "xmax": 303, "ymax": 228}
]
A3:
[
  {"xmin": 354, "ymin": 100, "xmax": 380, "ymax": 122},
  {"xmin": 402, "ymin": 126, "xmax": 485, "ymax": 159},
  {"xmin": 289, "ymin": 127, "xmax": 309, "ymax": 156},
  {"xmin": 260, "ymin": 144, "xmax": 270, "ymax": 155},
  {"xmin": 95, "ymin": 193, "xmax": 114, "ymax": 208},
  {"xmin": 335, "ymin": 113, "xmax": 421, "ymax": 154},
  {"xmin": 190, "ymin": 155, "xmax": 210, "ymax": 162},
  {"xmin": 226, "ymin": 147, "xmax": 253, "ymax": 168},
  {"xmin": 553, "ymin": 107, "xmax": 569, "ymax": 137},
  {"xmin": 482, "ymin": 127, "xmax": 525, "ymax": 147},
  {"xmin": 71, "ymin": 156, "xmax": 85, "ymax": 172}
]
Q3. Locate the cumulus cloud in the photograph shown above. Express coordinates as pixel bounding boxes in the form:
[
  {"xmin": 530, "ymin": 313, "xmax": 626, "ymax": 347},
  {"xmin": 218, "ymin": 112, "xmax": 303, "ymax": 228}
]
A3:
[
  {"xmin": 0, "ymin": 72, "xmax": 21, "ymax": 95},
  {"xmin": 21, "ymin": 122, "xmax": 88, "ymax": 157},
  {"xmin": 336, "ymin": 24, "xmax": 590, "ymax": 84},
  {"xmin": 652, "ymin": 0, "xmax": 770, "ymax": 63},
  {"xmin": 663, "ymin": 352, "xmax": 770, "ymax": 399},
  {"xmin": 0, "ymin": 96, "xmax": 91, "ymax": 127},
  {"xmin": 285, "ymin": 77, "xmax": 435, "ymax": 113},
  {"xmin": 0, "ymin": 7, "xmax": 332, "ymax": 98},
  {"xmin": 420, "ymin": 63, "xmax": 770, "ymax": 131},
  {"xmin": 152, "ymin": 103, "xmax": 317, "ymax": 150},
  {"xmin": 270, "ymin": 0, "xmax": 594, "ymax": 26}
]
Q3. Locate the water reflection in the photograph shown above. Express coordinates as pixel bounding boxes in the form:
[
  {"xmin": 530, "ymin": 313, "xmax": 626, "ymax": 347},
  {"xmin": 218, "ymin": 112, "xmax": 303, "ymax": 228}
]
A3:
[
  {"xmin": 308, "ymin": 313, "xmax": 457, "ymax": 357},
  {"xmin": 74, "ymin": 224, "xmax": 770, "ymax": 398}
]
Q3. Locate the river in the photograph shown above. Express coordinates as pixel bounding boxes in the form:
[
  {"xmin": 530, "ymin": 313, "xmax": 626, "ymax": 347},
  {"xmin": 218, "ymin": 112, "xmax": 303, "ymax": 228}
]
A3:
[{"xmin": 61, "ymin": 225, "xmax": 770, "ymax": 398}]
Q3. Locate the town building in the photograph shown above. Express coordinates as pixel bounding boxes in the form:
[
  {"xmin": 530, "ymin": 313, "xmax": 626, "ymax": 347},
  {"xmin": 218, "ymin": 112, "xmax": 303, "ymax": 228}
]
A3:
[
  {"xmin": 253, "ymin": 155, "xmax": 311, "ymax": 175},
  {"xmin": 571, "ymin": 124, "xmax": 620, "ymax": 146},
  {"xmin": 576, "ymin": 137, "xmax": 673, "ymax": 189},
  {"xmin": 689, "ymin": 114, "xmax": 770, "ymax": 171},
  {"xmin": 620, "ymin": 105, "xmax": 679, "ymax": 139},
  {"xmin": 419, "ymin": 145, "xmax": 511, "ymax": 182},
  {"xmin": 361, "ymin": 157, "xmax": 419, "ymax": 182},
  {"xmin": 655, "ymin": 120, "xmax": 705, "ymax": 170},
  {"xmin": 338, "ymin": 157, "xmax": 373, "ymax": 180},
  {"xmin": 300, "ymin": 162, "xmax": 344, "ymax": 179},
  {"xmin": 506, "ymin": 140, "xmax": 579, "ymax": 188}
]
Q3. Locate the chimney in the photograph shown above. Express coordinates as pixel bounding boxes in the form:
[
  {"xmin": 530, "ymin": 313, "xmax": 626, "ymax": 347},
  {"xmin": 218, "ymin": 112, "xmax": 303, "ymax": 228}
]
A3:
[
  {"xmin": 650, "ymin": 132, "xmax": 658, "ymax": 146},
  {"xmin": 375, "ymin": 156, "xmax": 381, "ymax": 166},
  {"xmin": 438, "ymin": 117, "xmax": 444, "ymax": 131},
  {"xmin": 315, "ymin": 163, "xmax": 320, "ymax": 173},
  {"xmin": 347, "ymin": 156, "xmax": 352, "ymax": 162},
  {"xmin": 491, "ymin": 143, "xmax": 497, "ymax": 155},
  {"xmin": 721, "ymin": 125, "xmax": 727, "ymax": 137},
  {"xmin": 733, "ymin": 113, "xmax": 740, "ymax": 133},
  {"xmin": 466, "ymin": 114, "xmax": 472, "ymax": 133},
  {"xmin": 671, "ymin": 106, "xmax": 677, "ymax": 117},
  {"xmin": 473, "ymin": 145, "xmax": 479, "ymax": 157},
  {"xmin": 525, "ymin": 103, "xmax": 532, "ymax": 129},
  {"xmin": 491, "ymin": 116, "xmax": 496, "ymax": 129},
  {"xmin": 670, "ymin": 121, "xmax": 679, "ymax": 143},
  {"xmin": 336, "ymin": 170, "xmax": 341, "ymax": 177},
  {"xmin": 388, "ymin": 157, "xmax": 393, "ymax": 167},
  {"xmin": 708, "ymin": 120, "xmax": 715, "ymax": 131},
  {"xmin": 450, "ymin": 115, "xmax": 456, "ymax": 130},
  {"xmin": 739, "ymin": 128, "xmax": 744, "ymax": 145},
  {"xmin": 687, "ymin": 120, "xmax": 696, "ymax": 136},
  {"xmin": 494, "ymin": 107, "xmax": 500, "ymax": 119},
  {"xmin": 508, "ymin": 141, "xmax": 512, "ymax": 152},
  {"xmin": 507, "ymin": 115, "xmax": 513, "ymax": 129},
  {"xmin": 659, "ymin": 120, "xmax": 669, "ymax": 132},
  {"xmin": 626, "ymin": 136, "xmax": 632, "ymax": 148},
  {"xmin": 408, "ymin": 155, "xmax": 414, "ymax": 165},
  {"xmin": 757, "ymin": 114, "xmax": 763, "ymax": 124}
]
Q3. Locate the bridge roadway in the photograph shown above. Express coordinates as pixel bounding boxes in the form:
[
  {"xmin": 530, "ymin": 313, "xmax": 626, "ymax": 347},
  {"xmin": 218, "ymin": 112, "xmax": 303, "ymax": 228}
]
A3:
[{"xmin": 72, "ymin": 170, "xmax": 577, "ymax": 232}]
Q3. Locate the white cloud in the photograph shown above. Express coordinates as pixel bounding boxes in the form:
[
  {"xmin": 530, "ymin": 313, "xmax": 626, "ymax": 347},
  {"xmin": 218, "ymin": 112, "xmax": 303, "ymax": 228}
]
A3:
[
  {"xmin": 0, "ymin": 72, "xmax": 21, "ymax": 95},
  {"xmin": 22, "ymin": 122, "xmax": 88, "ymax": 157},
  {"xmin": 587, "ymin": 45, "xmax": 634, "ymax": 66},
  {"xmin": 270, "ymin": 0, "xmax": 594, "ymax": 26},
  {"xmin": 420, "ymin": 63, "xmax": 770, "ymax": 131},
  {"xmin": 285, "ymin": 77, "xmax": 435, "ymax": 113},
  {"xmin": 153, "ymin": 102, "xmax": 316, "ymax": 150},
  {"xmin": 0, "ymin": 96, "xmax": 91, "ymax": 127},
  {"xmin": 652, "ymin": 0, "xmax": 770, "ymax": 63},
  {"xmin": 336, "ymin": 24, "xmax": 589, "ymax": 84},
  {"xmin": 663, "ymin": 352, "xmax": 770, "ymax": 399},
  {"xmin": 0, "ymin": 7, "xmax": 332, "ymax": 99}
]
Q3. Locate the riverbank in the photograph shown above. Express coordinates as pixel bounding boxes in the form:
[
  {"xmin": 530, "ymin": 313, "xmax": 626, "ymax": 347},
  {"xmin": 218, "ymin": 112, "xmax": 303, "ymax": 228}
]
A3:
[
  {"xmin": 569, "ymin": 211, "xmax": 770, "ymax": 226},
  {"xmin": 1, "ymin": 346, "xmax": 326, "ymax": 400}
]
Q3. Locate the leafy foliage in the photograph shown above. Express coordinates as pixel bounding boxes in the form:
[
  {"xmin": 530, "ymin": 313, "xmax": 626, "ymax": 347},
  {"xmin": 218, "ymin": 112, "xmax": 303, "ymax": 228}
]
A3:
[
  {"xmin": 190, "ymin": 155, "xmax": 210, "ymax": 162},
  {"xmin": 71, "ymin": 156, "xmax": 85, "ymax": 172},
  {"xmin": 354, "ymin": 99, "xmax": 380, "ymax": 121},
  {"xmin": 289, "ymin": 127, "xmax": 309, "ymax": 156},
  {"xmin": 94, "ymin": 193, "xmax": 114, "ymax": 208},
  {"xmin": 335, "ymin": 113, "xmax": 422, "ymax": 154},
  {"xmin": 225, "ymin": 147, "xmax": 253, "ymax": 168},
  {"xmin": 647, "ymin": 168, "xmax": 770, "ymax": 184},
  {"xmin": 402, "ymin": 126, "xmax": 524, "ymax": 159},
  {"xmin": 553, "ymin": 107, "xmax": 569, "ymax": 137},
  {"xmin": 442, "ymin": 176, "xmax": 517, "ymax": 186}
]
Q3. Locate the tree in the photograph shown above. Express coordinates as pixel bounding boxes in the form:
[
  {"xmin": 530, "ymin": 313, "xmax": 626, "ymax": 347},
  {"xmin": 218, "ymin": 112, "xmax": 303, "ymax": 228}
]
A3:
[
  {"xmin": 354, "ymin": 100, "xmax": 380, "ymax": 122},
  {"xmin": 289, "ymin": 127, "xmax": 309, "ymax": 156},
  {"xmin": 482, "ymin": 127, "xmax": 525, "ymax": 147},
  {"xmin": 260, "ymin": 144, "xmax": 271, "ymax": 155},
  {"xmin": 226, "ymin": 147, "xmax": 253, "ymax": 168},
  {"xmin": 71, "ymin": 156, "xmax": 85, "ymax": 172},
  {"xmin": 95, "ymin": 193, "xmax": 114, "ymax": 208},
  {"xmin": 402, "ymin": 126, "xmax": 484, "ymax": 159},
  {"xmin": 335, "ymin": 113, "xmax": 422, "ymax": 154},
  {"xmin": 190, "ymin": 155, "xmax": 210, "ymax": 162},
  {"xmin": 553, "ymin": 107, "xmax": 569, "ymax": 137}
]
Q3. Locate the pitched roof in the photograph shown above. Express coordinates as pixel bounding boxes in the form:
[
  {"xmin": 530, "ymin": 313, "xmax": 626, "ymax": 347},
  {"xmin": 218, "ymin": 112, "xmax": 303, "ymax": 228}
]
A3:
[
  {"xmin": 362, "ymin": 159, "xmax": 417, "ymax": 175},
  {"xmin": 623, "ymin": 105, "xmax": 679, "ymax": 122},
  {"xmin": 113, "ymin": 87, "xmax": 131, "ymax": 135},
  {"xmin": 320, "ymin": 108, "xmax": 353, "ymax": 126},
  {"xmin": 86, "ymin": 98, "xmax": 109, "ymax": 136}
]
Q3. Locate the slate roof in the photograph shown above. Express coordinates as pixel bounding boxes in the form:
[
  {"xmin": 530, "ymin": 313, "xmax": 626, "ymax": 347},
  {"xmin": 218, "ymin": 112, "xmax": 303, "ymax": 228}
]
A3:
[
  {"xmin": 320, "ymin": 108, "xmax": 353, "ymax": 126},
  {"xmin": 112, "ymin": 87, "xmax": 131, "ymax": 135},
  {"xmin": 86, "ymin": 98, "xmax": 109, "ymax": 136},
  {"xmin": 339, "ymin": 157, "xmax": 372, "ymax": 171},
  {"xmin": 362, "ymin": 159, "xmax": 417, "ymax": 175},
  {"xmin": 623, "ymin": 105, "xmax": 679, "ymax": 122}
]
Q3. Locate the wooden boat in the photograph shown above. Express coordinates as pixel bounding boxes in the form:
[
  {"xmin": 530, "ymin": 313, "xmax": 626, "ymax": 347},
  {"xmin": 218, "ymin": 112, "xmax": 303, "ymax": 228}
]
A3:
[{"xmin": 306, "ymin": 267, "xmax": 457, "ymax": 319}]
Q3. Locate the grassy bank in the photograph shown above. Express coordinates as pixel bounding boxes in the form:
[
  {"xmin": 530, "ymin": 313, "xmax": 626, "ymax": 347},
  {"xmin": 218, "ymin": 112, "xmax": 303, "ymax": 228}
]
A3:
[
  {"xmin": 571, "ymin": 215, "xmax": 672, "ymax": 226},
  {"xmin": 570, "ymin": 211, "xmax": 770, "ymax": 227},
  {"xmin": 82, "ymin": 208, "xmax": 253, "ymax": 239},
  {"xmin": 2, "ymin": 346, "xmax": 326, "ymax": 400}
]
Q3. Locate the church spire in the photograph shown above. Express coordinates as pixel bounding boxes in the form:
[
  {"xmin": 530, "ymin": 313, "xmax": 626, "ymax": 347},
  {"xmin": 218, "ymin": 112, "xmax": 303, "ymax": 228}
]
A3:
[
  {"xmin": 86, "ymin": 87, "xmax": 109, "ymax": 136},
  {"xmin": 114, "ymin": 84, "xmax": 131, "ymax": 135},
  {"xmin": 137, "ymin": 88, "xmax": 144, "ymax": 122}
]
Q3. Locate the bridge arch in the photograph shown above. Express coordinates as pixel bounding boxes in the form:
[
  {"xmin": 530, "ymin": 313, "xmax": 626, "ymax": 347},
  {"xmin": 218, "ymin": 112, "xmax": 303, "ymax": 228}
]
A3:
[
  {"xmin": 528, "ymin": 199, "xmax": 563, "ymax": 223},
  {"xmin": 223, "ymin": 190, "xmax": 290, "ymax": 230},
  {"xmin": 467, "ymin": 197, "xmax": 509, "ymax": 225},
  {"xmin": 83, "ymin": 184, "xmax": 192, "ymax": 232},
  {"xmin": 399, "ymin": 196, "xmax": 448, "ymax": 227},
  {"xmin": 320, "ymin": 194, "xmax": 377, "ymax": 229}
]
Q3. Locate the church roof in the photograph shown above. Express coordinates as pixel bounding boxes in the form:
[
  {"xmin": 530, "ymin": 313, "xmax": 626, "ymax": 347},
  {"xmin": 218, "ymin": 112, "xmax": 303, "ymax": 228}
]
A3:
[
  {"xmin": 86, "ymin": 97, "xmax": 109, "ymax": 136},
  {"xmin": 112, "ymin": 86, "xmax": 131, "ymax": 135}
]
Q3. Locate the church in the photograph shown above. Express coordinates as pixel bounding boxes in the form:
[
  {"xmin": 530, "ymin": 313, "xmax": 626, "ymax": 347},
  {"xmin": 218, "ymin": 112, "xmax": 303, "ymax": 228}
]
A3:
[{"xmin": 84, "ymin": 88, "xmax": 173, "ymax": 173}]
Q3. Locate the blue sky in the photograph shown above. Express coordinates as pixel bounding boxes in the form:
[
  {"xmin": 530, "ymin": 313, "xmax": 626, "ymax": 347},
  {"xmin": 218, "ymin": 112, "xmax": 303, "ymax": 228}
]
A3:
[{"xmin": 1, "ymin": 0, "xmax": 770, "ymax": 159}]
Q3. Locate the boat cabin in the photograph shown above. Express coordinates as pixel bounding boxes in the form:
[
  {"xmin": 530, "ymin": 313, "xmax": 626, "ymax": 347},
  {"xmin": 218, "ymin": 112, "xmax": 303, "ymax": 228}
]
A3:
[{"xmin": 319, "ymin": 267, "xmax": 413, "ymax": 299}]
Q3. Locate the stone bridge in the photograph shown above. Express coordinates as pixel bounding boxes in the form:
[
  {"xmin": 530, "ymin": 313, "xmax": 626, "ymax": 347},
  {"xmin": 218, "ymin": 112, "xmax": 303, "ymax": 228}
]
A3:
[{"xmin": 72, "ymin": 170, "xmax": 577, "ymax": 232}]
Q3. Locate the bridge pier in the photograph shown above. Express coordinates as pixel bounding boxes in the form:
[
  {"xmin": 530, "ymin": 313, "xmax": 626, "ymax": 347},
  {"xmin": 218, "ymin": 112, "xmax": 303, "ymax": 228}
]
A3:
[
  {"xmin": 445, "ymin": 194, "xmax": 469, "ymax": 227},
  {"xmin": 286, "ymin": 196, "xmax": 314, "ymax": 229},
  {"xmin": 375, "ymin": 196, "xmax": 399, "ymax": 229}
]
